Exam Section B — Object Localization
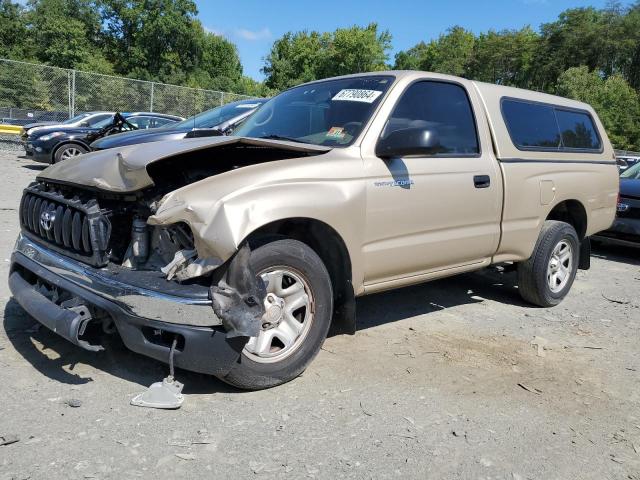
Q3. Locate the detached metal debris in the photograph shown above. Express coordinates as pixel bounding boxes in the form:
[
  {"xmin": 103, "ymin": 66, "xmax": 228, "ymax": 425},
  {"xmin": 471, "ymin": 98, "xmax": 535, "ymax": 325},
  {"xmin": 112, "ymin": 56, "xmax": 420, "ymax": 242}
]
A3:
[
  {"xmin": 161, "ymin": 249, "xmax": 221, "ymax": 282},
  {"xmin": 210, "ymin": 244, "xmax": 266, "ymax": 338}
]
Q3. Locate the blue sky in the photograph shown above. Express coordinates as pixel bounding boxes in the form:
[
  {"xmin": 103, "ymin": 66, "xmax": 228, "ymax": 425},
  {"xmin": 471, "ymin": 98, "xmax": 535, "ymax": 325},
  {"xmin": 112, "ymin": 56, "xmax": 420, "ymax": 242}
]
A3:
[{"xmin": 196, "ymin": 0, "xmax": 614, "ymax": 80}]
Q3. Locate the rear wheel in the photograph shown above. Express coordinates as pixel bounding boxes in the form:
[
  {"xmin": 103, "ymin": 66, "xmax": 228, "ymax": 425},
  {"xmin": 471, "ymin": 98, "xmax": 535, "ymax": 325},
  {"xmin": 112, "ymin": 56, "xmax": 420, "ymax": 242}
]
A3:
[
  {"xmin": 223, "ymin": 239, "xmax": 333, "ymax": 390},
  {"xmin": 517, "ymin": 220, "xmax": 579, "ymax": 307},
  {"xmin": 54, "ymin": 143, "xmax": 87, "ymax": 163}
]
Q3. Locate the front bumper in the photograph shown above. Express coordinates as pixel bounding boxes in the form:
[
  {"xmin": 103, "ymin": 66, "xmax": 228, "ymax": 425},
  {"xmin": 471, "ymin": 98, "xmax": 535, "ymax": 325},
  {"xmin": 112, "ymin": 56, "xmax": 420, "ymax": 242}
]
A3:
[
  {"xmin": 9, "ymin": 234, "xmax": 243, "ymax": 376},
  {"xmin": 22, "ymin": 139, "xmax": 53, "ymax": 163}
]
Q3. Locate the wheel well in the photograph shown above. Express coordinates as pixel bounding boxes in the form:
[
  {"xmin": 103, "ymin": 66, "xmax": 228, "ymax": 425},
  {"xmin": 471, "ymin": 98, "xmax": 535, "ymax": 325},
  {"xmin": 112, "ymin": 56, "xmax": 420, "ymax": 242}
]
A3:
[
  {"xmin": 245, "ymin": 218, "xmax": 356, "ymax": 333},
  {"xmin": 546, "ymin": 200, "xmax": 588, "ymax": 239}
]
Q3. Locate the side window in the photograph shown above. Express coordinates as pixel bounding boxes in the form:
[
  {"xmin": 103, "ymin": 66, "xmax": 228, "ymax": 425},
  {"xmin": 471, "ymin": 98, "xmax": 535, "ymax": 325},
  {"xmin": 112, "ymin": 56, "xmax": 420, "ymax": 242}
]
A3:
[
  {"xmin": 555, "ymin": 109, "xmax": 601, "ymax": 150},
  {"xmin": 383, "ymin": 81, "xmax": 479, "ymax": 155},
  {"xmin": 153, "ymin": 117, "xmax": 174, "ymax": 127},
  {"xmin": 87, "ymin": 114, "xmax": 113, "ymax": 127},
  {"xmin": 502, "ymin": 99, "xmax": 602, "ymax": 152},
  {"xmin": 127, "ymin": 116, "xmax": 153, "ymax": 129},
  {"xmin": 501, "ymin": 101, "xmax": 560, "ymax": 149}
]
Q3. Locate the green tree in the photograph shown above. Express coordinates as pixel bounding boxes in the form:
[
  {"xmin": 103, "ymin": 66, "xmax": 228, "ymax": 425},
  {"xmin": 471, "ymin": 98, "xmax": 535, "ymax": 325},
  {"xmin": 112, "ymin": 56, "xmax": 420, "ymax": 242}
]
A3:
[
  {"xmin": 26, "ymin": 0, "xmax": 112, "ymax": 71},
  {"xmin": 557, "ymin": 66, "xmax": 640, "ymax": 149},
  {"xmin": 533, "ymin": 7, "xmax": 605, "ymax": 91},
  {"xmin": 319, "ymin": 24, "xmax": 391, "ymax": 78},
  {"xmin": 0, "ymin": 1, "xmax": 31, "ymax": 59},
  {"xmin": 263, "ymin": 24, "xmax": 391, "ymax": 90},
  {"xmin": 98, "ymin": 0, "xmax": 243, "ymax": 89},
  {"xmin": 469, "ymin": 27, "xmax": 538, "ymax": 87},
  {"xmin": 393, "ymin": 26, "xmax": 474, "ymax": 77},
  {"xmin": 262, "ymin": 30, "xmax": 327, "ymax": 90}
]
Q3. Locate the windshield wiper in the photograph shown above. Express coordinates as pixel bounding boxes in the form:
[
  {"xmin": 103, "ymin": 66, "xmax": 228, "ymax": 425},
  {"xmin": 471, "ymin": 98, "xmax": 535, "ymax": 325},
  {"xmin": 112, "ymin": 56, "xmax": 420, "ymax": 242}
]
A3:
[{"xmin": 258, "ymin": 134, "xmax": 309, "ymax": 144}]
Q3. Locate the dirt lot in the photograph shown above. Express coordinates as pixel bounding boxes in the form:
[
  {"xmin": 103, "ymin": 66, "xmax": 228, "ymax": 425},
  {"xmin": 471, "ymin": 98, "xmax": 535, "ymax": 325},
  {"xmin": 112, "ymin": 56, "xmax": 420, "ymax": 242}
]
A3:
[{"xmin": 0, "ymin": 148, "xmax": 638, "ymax": 480}]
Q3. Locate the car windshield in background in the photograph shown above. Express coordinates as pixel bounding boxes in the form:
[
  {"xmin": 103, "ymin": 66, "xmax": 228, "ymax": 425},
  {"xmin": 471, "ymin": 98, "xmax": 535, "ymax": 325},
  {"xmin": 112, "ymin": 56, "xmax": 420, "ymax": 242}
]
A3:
[
  {"xmin": 235, "ymin": 76, "xmax": 394, "ymax": 147},
  {"xmin": 62, "ymin": 113, "xmax": 91, "ymax": 125},
  {"xmin": 172, "ymin": 101, "xmax": 264, "ymax": 130},
  {"xmin": 621, "ymin": 162, "xmax": 640, "ymax": 179}
]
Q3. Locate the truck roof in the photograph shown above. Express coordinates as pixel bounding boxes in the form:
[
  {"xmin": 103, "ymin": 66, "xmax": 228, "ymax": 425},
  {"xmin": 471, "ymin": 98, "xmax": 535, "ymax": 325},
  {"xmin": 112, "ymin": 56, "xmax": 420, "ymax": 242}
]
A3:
[{"xmin": 303, "ymin": 70, "xmax": 593, "ymax": 112}]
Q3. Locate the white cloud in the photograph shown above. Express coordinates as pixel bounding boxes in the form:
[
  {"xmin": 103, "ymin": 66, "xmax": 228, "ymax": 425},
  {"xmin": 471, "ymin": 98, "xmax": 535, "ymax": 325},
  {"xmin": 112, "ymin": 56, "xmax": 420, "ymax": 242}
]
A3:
[
  {"xmin": 234, "ymin": 27, "xmax": 272, "ymax": 41},
  {"xmin": 205, "ymin": 26, "xmax": 272, "ymax": 41}
]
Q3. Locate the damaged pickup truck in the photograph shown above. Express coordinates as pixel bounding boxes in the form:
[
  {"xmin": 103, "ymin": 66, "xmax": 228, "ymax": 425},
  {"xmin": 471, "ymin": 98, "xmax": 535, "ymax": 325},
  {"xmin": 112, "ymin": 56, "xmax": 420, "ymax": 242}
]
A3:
[{"xmin": 9, "ymin": 71, "xmax": 619, "ymax": 389}]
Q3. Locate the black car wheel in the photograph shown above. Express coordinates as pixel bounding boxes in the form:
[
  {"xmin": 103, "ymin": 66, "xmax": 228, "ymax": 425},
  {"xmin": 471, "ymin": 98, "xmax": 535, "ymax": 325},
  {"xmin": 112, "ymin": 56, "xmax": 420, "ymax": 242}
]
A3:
[
  {"xmin": 517, "ymin": 220, "xmax": 579, "ymax": 307},
  {"xmin": 54, "ymin": 143, "xmax": 87, "ymax": 163}
]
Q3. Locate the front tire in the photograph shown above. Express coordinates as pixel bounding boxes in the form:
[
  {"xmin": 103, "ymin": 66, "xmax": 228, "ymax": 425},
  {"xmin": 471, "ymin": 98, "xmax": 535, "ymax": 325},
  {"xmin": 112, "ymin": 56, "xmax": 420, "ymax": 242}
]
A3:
[
  {"xmin": 223, "ymin": 239, "xmax": 333, "ymax": 390},
  {"xmin": 54, "ymin": 143, "xmax": 87, "ymax": 163},
  {"xmin": 517, "ymin": 220, "xmax": 579, "ymax": 307}
]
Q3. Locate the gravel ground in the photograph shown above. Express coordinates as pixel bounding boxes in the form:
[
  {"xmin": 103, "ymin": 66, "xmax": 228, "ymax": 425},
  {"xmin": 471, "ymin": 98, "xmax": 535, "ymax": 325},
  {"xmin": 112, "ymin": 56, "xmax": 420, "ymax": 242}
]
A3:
[{"xmin": 0, "ymin": 149, "xmax": 638, "ymax": 480}]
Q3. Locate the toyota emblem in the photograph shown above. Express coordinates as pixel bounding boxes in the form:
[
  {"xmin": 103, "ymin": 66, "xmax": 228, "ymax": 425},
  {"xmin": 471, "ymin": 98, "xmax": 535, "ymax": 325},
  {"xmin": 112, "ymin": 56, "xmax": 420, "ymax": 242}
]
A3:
[{"xmin": 40, "ymin": 209, "xmax": 56, "ymax": 232}]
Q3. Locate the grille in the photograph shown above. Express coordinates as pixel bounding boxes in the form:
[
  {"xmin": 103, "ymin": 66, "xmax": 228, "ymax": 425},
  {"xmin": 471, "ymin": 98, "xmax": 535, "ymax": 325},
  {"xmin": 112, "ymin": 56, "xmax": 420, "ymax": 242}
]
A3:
[{"xmin": 19, "ymin": 185, "xmax": 111, "ymax": 266}]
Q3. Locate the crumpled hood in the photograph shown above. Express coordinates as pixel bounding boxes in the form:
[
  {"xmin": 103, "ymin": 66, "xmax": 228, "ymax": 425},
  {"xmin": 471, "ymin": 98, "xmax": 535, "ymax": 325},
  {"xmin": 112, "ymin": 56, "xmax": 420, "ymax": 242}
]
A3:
[{"xmin": 37, "ymin": 136, "xmax": 331, "ymax": 193}]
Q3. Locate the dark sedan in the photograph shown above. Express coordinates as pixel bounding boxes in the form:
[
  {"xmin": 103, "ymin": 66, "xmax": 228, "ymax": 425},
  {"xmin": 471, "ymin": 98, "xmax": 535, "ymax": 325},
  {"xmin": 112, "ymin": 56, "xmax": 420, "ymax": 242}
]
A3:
[
  {"xmin": 23, "ymin": 112, "xmax": 183, "ymax": 163},
  {"xmin": 595, "ymin": 162, "xmax": 640, "ymax": 246},
  {"xmin": 21, "ymin": 111, "xmax": 115, "ymax": 137},
  {"xmin": 90, "ymin": 98, "xmax": 266, "ymax": 151}
]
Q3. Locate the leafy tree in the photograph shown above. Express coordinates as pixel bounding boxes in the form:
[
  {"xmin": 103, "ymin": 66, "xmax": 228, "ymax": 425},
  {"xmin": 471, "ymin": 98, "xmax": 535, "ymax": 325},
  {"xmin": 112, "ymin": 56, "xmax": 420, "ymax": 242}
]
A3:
[
  {"xmin": 319, "ymin": 24, "xmax": 391, "ymax": 78},
  {"xmin": 469, "ymin": 27, "xmax": 538, "ymax": 87},
  {"xmin": 393, "ymin": 41, "xmax": 430, "ymax": 70},
  {"xmin": 26, "ymin": 0, "xmax": 112, "ymax": 71},
  {"xmin": 262, "ymin": 31, "xmax": 328, "ymax": 90},
  {"xmin": 0, "ymin": 0, "xmax": 31, "ymax": 59},
  {"xmin": 557, "ymin": 66, "xmax": 640, "ymax": 149},
  {"xmin": 393, "ymin": 26, "xmax": 474, "ymax": 77},
  {"xmin": 263, "ymin": 24, "xmax": 391, "ymax": 90},
  {"xmin": 533, "ymin": 7, "xmax": 605, "ymax": 91}
]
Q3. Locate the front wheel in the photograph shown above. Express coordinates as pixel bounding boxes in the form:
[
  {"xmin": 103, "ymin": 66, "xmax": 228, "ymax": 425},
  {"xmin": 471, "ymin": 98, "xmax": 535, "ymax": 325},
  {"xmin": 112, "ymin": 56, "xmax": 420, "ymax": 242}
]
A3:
[
  {"xmin": 54, "ymin": 143, "xmax": 87, "ymax": 163},
  {"xmin": 223, "ymin": 239, "xmax": 333, "ymax": 390},
  {"xmin": 517, "ymin": 220, "xmax": 579, "ymax": 307}
]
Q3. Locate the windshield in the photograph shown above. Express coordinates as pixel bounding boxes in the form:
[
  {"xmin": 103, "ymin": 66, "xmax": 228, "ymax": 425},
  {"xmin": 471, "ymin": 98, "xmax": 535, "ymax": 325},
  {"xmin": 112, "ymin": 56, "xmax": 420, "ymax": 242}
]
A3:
[
  {"xmin": 171, "ymin": 101, "xmax": 264, "ymax": 130},
  {"xmin": 62, "ymin": 113, "xmax": 91, "ymax": 125},
  {"xmin": 621, "ymin": 162, "xmax": 640, "ymax": 179},
  {"xmin": 235, "ymin": 75, "xmax": 394, "ymax": 146}
]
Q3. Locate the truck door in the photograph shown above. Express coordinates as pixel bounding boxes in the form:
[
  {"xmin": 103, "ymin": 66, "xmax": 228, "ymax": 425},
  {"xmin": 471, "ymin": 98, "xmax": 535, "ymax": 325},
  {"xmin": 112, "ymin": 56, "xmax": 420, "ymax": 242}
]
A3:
[{"xmin": 361, "ymin": 79, "xmax": 502, "ymax": 286}]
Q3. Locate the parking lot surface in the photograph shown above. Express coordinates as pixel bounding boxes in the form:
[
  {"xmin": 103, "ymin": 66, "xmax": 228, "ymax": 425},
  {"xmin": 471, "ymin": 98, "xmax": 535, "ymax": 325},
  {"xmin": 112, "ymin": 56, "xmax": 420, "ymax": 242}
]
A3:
[{"xmin": 0, "ymin": 149, "xmax": 638, "ymax": 479}]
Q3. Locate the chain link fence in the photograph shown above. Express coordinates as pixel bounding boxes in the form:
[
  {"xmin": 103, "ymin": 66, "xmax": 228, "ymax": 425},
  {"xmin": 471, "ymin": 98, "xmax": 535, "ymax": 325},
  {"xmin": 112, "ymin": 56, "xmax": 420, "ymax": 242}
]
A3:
[{"xmin": 0, "ymin": 58, "xmax": 252, "ymax": 125}]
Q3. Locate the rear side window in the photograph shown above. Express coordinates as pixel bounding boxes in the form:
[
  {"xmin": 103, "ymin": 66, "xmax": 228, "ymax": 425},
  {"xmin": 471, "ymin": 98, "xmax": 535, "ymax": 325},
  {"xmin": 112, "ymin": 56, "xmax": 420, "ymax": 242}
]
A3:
[
  {"xmin": 502, "ymin": 99, "xmax": 601, "ymax": 152},
  {"xmin": 501, "ymin": 101, "xmax": 560, "ymax": 148},
  {"xmin": 555, "ymin": 110, "xmax": 600, "ymax": 149},
  {"xmin": 383, "ymin": 81, "xmax": 479, "ymax": 156}
]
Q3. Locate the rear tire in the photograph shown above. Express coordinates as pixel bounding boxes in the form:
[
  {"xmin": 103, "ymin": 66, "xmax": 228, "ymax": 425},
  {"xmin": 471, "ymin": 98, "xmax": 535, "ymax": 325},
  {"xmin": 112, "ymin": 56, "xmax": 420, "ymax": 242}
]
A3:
[
  {"xmin": 54, "ymin": 143, "xmax": 87, "ymax": 163},
  {"xmin": 517, "ymin": 220, "xmax": 579, "ymax": 307},
  {"xmin": 223, "ymin": 239, "xmax": 333, "ymax": 390}
]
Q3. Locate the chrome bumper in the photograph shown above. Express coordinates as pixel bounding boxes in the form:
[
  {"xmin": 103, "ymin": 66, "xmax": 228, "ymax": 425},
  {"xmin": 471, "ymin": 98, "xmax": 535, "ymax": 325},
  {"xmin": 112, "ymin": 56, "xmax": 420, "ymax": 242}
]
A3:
[{"xmin": 12, "ymin": 233, "xmax": 221, "ymax": 327}]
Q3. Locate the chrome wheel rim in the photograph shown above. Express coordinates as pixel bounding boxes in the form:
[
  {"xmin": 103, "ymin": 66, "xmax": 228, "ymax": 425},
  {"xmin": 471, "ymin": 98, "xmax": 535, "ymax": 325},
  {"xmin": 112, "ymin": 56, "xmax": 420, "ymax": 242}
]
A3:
[
  {"xmin": 60, "ymin": 147, "xmax": 82, "ymax": 161},
  {"xmin": 243, "ymin": 268, "xmax": 314, "ymax": 363},
  {"xmin": 547, "ymin": 240, "xmax": 573, "ymax": 293}
]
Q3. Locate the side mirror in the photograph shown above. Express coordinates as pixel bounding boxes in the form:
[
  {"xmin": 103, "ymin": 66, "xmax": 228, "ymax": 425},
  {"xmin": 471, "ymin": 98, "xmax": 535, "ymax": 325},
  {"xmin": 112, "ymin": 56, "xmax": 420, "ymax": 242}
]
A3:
[{"xmin": 375, "ymin": 128, "xmax": 441, "ymax": 158}]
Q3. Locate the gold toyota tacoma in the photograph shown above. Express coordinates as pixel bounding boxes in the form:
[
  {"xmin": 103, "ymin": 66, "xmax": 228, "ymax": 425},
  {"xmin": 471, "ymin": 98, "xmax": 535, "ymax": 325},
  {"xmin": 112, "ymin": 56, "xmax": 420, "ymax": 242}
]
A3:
[{"xmin": 9, "ymin": 71, "xmax": 619, "ymax": 389}]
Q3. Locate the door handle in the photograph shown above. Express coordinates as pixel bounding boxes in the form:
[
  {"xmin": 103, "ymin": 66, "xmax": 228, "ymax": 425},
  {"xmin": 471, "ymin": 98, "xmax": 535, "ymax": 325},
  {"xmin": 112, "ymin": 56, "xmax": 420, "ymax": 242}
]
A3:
[{"xmin": 474, "ymin": 175, "xmax": 491, "ymax": 189}]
